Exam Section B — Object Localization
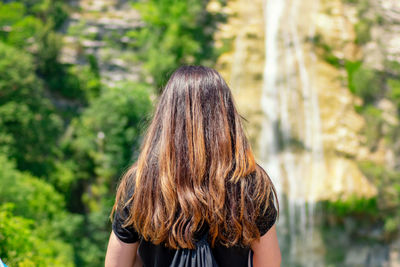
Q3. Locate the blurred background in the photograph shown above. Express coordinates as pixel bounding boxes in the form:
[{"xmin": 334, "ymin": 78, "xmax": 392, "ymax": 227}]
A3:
[{"xmin": 0, "ymin": 0, "xmax": 399, "ymax": 266}]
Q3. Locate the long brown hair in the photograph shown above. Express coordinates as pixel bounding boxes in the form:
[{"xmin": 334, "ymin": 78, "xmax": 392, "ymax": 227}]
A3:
[{"xmin": 112, "ymin": 65, "xmax": 278, "ymax": 249}]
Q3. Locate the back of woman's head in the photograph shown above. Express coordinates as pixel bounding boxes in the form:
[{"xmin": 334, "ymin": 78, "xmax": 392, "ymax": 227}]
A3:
[{"xmin": 113, "ymin": 65, "xmax": 277, "ymax": 249}]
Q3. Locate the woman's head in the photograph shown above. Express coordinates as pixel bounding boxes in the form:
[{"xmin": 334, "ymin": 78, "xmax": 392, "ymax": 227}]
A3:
[{"xmin": 113, "ymin": 65, "xmax": 277, "ymax": 249}]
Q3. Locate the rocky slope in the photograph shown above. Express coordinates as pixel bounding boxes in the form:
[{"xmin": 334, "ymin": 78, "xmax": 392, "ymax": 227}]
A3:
[
  {"xmin": 209, "ymin": 0, "xmax": 382, "ymax": 201},
  {"xmin": 209, "ymin": 0, "xmax": 400, "ymax": 265},
  {"xmin": 61, "ymin": 0, "xmax": 143, "ymax": 86}
]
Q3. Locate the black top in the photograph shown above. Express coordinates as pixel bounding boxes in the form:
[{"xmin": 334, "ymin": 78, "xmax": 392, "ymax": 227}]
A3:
[{"xmin": 112, "ymin": 193, "xmax": 277, "ymax": 267}]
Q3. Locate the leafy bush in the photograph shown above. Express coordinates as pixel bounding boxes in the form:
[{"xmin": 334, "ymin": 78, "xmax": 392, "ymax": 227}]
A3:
[
  {"xmin": 0, "ymin": 2, "xmax": 27, "ymax": 44},
  {"xmin": 358, "ymin": 161, "xmax": 400, "ymax": 239},
  {"xmin": 323, "ymin": 196, "xmax": 378, "ymax": 218},
  {"xmin": 345, "ymin": 61, "xmax": 383, "ymax": 104},
  {"xmin": 12, "ymin": 0, "xmax": 68, "ymax": 29},
  {"xmin": 0, "ymin": 1, "xmax": 86, "ymax": 103},
  {"xmin": 0, "ymin": 0, "xmax": 224, "ymax": 265},
  {"xmin": 128, "ymin": 0, "xmax": 224, "ymax": 89},
  {"xmin": 361, "ymin": 105, "xmax": 383, "ymax": 149},
  {"xmin": 388, "ymin": 78, "xmax": 400, "ymax": 113},
  {"xmin": 0, "ymin": 155, "xmax": 65, "ymax": 221},
  {"xmin": 0, "ymin": 42, "xmax": 63, "ymax": 177},
  {"xmin": 64, "ymin": 82, "xmax": 152, "ymax": 205},
  {"xmin": 0, "ymin": 204, "xmax": 75, "ymax": 267},
  {"xmin": 56, "ymin": 82, "xmax": 152, "ymax": 265},
  {"xmin": 355, "ymin": 19, "xmax": 372, "ymax": 45},
  {"xmin": 0, "ymin": 155, "xmax": 77, "ymax": 266}
]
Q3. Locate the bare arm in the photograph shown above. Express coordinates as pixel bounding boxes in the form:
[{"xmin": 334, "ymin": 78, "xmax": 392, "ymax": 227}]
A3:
[
  {"xmin": 105, "ymin": 231, "xmax": 139, "ymax": 267},
  {"xmin": 251, "ymin": 224, "xmax": 281, "ymax": 267}
]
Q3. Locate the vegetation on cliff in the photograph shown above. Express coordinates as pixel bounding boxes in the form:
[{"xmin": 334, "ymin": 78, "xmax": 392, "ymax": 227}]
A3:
[
  {"xmin": 0, "ymin": 0, "xmax": 223, "ymax": 265},
  {"xmin": 313, "ymin": 0, "xmax": 400, "ymax": 259}
]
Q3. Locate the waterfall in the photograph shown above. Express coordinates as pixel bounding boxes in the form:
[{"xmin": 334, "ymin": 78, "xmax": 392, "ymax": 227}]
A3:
[
  {"xmin": 260, "ymin": 0, "xmax": 285, "ymax": 200},
  {"xmin": 261, "ymin": 0, "xmax": 326, "ymax": 265}
]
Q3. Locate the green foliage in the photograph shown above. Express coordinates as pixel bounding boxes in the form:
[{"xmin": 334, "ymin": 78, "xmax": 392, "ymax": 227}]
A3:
[
  {"xmin": 361, "ymin": 105, "xmax": 383, "ymax": 149},
  {"xmin": 309, "ymin": 34, "xmax": 342, "ymax": 67},
  {"xmin": 0, "ymin": 2, "xmax": 25, "ymax": 44},
  {"xmin": 33, "ymin": 29, "xmax": 100, "ymax": 103},
  {"xmin": 14, "ymin": 0, "xmax": 69, "ymax": 29},
  {"xmin": 323, "ymin": 196, "xmax": 378, "ymax": 218},
  {"xmin": 0, "ymin": 155, "xmax": 65, "ymax": 221},
  {"xmin": 0, "ymin": 156, "xmax": 76, "ymax": 266},
  {"xmin": 0, "ymin": 0, "xmax": 222, "ymax": 265},
  {"xmin": 129, "ymin": 0, "xmax": 224, "ymax": 89},
  {"xmin": 352, "ymin": 66, "xmax": 381, "ymax": 103},
  {"xmin": 0, "ymin": 2, "xmax": 25, "ymax": 27},
  {"xmin": 64, "ymin": 82, "xmax": 152, "ymax": 209},
  {"xmin": 385, "ymin": 60, "xmax": 400, "ymax": 77},
  {"xmin": 46, "ymin": 62, "xmax": 101, "ymax": 101},
  {"xmin": 0, "ymin": 204, "xmax": 33, "ymax": 266},
  {"xmin": 345, "ymin": 60, "xmax": 362, "ymax": 94},
  {"xmin": 0, "ymin": 204, "xmax": 75, "ymax": 267},
  {"xmin": 359, "ymin": 161, "xmax": 400, "ymax": 209},
  {"xmin": 0, "ymin": 1, "xmax": 66, "ymax": 50},
  {"xmin": 341, "ymin": 0, "xmax": 400, "ymax": 242},
  {"xmin": 0, "ymin": 1, "xmax": 89, "ymax": 103},
  {"xmin": 54, "ymin": 82, "xmax": 152, "ymax": 265},
  {"xmin": 355, "ymin": 0, "xmax": 371, "ymax": 17},
  {"xmin": 358, "ymin": 160, "xmax": 400, "ymax": 238},
  {"xmin": 7, "ymin": 16, "xmax": 44, "ymax": 48},
  {"xmin": 320, "ymin": 194, "xmax": 383, "ymax": 265},
  {"xmin": 345, "ymin": 60, "xmax": 382, "ymax": 104},
  {"xmin": 344, "ymin": 0, "xmax": 372, "ymax": 44},
  {"xmin": 355, "ymin": 19, "xmax": 372, "ymax": 45},
  {"xmin": 74, "ymin": 199, "xmax": 114, "ymax": 267},
  {"xmin": 0, "ymin": 42, "xmax": 63, "ymax": 176},
  {"xmin": 388, "ymin": 78, "xmax": 400, "ymax": 113}
]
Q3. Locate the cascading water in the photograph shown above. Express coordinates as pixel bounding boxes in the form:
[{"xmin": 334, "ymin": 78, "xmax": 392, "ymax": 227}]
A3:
[{"xmin": 260, "ymin": 0, "xmax": 326, "ymax": 265}]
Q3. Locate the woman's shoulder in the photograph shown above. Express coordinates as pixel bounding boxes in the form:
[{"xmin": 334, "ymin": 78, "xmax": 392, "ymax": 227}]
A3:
[
  {"xmin": 255, "ymin": 190, "xmax": 278, "ymax": 236},
  {"xmin": 250, "ymin": 163, "xmax": 279, "ymax": 235}
]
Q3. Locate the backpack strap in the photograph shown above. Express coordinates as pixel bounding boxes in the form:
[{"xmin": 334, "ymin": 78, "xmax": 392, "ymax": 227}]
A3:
[
  {"xmin": 170, "ymin": 228, "xmax": 219, "ymax": 267},
  {"xmin": 248, "ymin": 250, "xmax": 254, "ymax": 267}
]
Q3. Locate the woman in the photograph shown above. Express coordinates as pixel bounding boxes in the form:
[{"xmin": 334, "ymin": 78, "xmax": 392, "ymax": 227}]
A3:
[{"xmin": 105, "ymin": 65, "xmax": 281, "ymax": 267}]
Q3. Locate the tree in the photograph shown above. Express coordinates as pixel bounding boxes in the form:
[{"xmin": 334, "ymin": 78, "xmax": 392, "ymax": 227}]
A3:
[
  {"xmin": 128, "ymin": 0, "xmax": 223, "ymax": 89},
  {"xmin": 0, "ymin": 155, "xmax": 76, "ymax": 266},
  {"xmin": 0, "ymin": 42, "xmax": 63, "ymax": 177}
]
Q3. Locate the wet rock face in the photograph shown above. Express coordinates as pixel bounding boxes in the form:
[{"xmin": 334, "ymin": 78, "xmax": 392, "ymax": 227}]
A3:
[
  {"xmin": 343, "ymin": 0, "xmax": 400, "ymax": 166},
  {"xmin": 362, "ymin": 0, "xmax": 400, "ymax": 69},
  {"xmin": 213, "ymin": 0, "xmax": 377, "ymax": 201},
  {"xmin": 212, "ymin": 0, "xmax": 400, "ymax": 266},
  {"xmin": 61, "ymin": 0, "xmax": 143, "ymax": 86},
  {"xmin": 209, "ymin": 0, "xmax": 266, "ymax": 156}
]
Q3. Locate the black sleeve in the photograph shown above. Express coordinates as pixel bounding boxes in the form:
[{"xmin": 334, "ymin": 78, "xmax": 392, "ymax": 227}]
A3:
[
  {"xmin": 112, "ymin": 203, "xmax": 140, "ymax": 243},
  {"xmin": 255, "ymin": 193, "xmax": 278, "ymax": 236}
]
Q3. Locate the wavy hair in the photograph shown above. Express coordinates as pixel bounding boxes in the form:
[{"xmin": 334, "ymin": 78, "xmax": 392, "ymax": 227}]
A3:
[{"xmin": 112, "ymin": 65, "xmax": 278, "ymax": 249}]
